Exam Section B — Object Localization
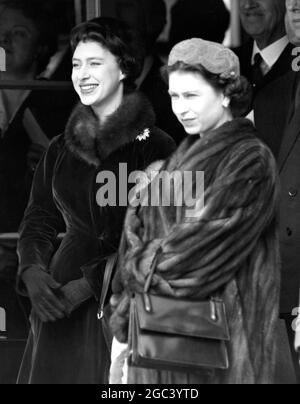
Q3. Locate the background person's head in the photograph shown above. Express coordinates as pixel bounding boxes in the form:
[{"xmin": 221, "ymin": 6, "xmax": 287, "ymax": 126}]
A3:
[
  {"xmin": 239, "ymin": 0, "xmax": 287, "ymax": 49},
  {"xmin": 70, "ymin": 18, "xmax": 144, "ymax": 119},
  {"xmin": 115, "ymin": 0, "xmax": 167, "ymax": 53},
  {"xmin": 169, "ymin": 0, "xmax": 230, "ymax": 47},
  {"xmin": 0, "ymin": 0, "xmax": 57, "ymax": 79},
  {"xmin": 166, "ymin": 39, "xmax": 252, "ymax": 137},
  {"xmin": 285, "ymin": 0, "xmax": 300, "ymax": 45}
]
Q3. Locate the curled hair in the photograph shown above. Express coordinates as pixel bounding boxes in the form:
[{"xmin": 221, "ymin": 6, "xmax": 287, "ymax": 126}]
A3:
[
  {"xmin": 222, "ymin": 76, "xmax": 253, "ymax": 118},
  {"xmin": 71, "ymin": 18, "xmax": 145, "ymax": 93},
  {"xmin": 164, "ymin": 62, "xmax": 253, "ymax": 117}
]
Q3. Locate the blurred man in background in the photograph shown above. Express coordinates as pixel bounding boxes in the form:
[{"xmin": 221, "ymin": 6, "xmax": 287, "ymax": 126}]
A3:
[
  {"xmin": 238, "ymin": 0, "xmax": 295, "ymax": 165},
  {"xmin": 284, "ymin": 0, "xmax": 300, "ymax": 380},
  {"xmin": 238, "ymin": 0, "xmax": 293, "ymax": 93},
  {"xmin": 252, "ymin": 0, "xmax": 300, "ymax": 383}
]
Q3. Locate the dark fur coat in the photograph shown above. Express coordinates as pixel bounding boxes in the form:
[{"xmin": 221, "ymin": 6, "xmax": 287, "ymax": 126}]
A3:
[
  {"xmin": 111, "ymin": 118, "xmax": 281, "ymax": 384},
  {"xmin": 65, "ymin": 92, "xmax": 160, "ymax": 166},
  {"xmin": 17, "ymin": 92, "xmax": 176, "ymax": 384}
]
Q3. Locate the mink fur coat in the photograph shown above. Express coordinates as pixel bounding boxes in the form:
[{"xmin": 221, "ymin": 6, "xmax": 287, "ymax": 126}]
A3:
[
  {"xmin": 110, "ymin": 118, "xmax": 281, "ymax": 384},
  {"xmin": 16, "ymin": 92, "xmax": 176, "ymax": 384}
]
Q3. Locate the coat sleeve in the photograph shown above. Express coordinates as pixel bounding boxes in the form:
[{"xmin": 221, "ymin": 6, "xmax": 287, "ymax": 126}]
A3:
[
  {"xmin": 295, "ymin": 295, "xmax": 300, "ymax": 353},
  {"xmin": 111, "ymin": 128, "xmax": 176, "ymax": 295},
  {"xmin": 17, "ymin": 136, "xmax": 65, "ymax": 294}
]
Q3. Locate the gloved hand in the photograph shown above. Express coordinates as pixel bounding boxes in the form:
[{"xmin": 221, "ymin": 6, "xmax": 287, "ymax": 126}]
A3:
[
  {"xmin": 22, "ymin": 266, "xmax": 67, "ymax": 323},
  {"xmin": 0, "ymin": 246, "xmax": 18, "ymax": 282},
  {"xmin": 58, "ymin": 277, "xmax": 94, "ymax": 316}
]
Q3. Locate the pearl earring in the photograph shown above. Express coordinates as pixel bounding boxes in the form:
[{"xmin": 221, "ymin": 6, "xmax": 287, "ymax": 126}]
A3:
[{"xmin": 222, "ymin": 98, "xmax": 230, "ymax": 108}]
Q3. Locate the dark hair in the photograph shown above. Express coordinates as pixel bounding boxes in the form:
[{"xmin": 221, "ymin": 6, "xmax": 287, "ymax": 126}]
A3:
[
  {"xmin": 165, "ymin": 62, "xmax": 253, "ymax": 118},
  {"xmin": 169, "ymin": 0, "xmax": 230, "ymax": 46},
  {"xmin": 1, "ymin": 0, "xmax": 58, "ymax": 74},
  {"xmin": 140, "ymin": 0, "xmax": 167, "ymax": 49},
  {"xmin": 70, "ymin": 17, "xmax": 145, "ymax": 93},
  {"xmin": 116, "ymin": 0, "xmax": 167, "ymax": 51}
]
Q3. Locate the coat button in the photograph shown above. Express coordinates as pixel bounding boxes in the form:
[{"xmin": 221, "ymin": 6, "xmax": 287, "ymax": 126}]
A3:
[
  {"xmin": 289, "ymin": 188, "xmax": 298, "ymax": 198},
  {"xmin": 287, "ymin": 227, "xmax": 293, "ymax": 237}
]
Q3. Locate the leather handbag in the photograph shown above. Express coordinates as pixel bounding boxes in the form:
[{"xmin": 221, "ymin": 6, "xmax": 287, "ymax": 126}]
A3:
[
  {"xmin": 128, "ymin": 259, "xmax": 230, "ymax": 372},
  {"xmin": 98, "ymin": 253, "xmax": 118, "ymax": 352}
]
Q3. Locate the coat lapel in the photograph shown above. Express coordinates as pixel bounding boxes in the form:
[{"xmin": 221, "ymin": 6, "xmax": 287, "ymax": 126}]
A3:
[
  {"xmin": 263, "ymin": 43, "xmax": 294, "ymax": 88},
  {"xmin": 239, "ymin": 40, "xmax": 253, "ymax": 80},
  {"xmin": 65, "ymin": 92, "xmax": 155, "ymax": 167},
  {"xmin": 278, "ymin": 90, "xmax": 300, "ymax": 172}
]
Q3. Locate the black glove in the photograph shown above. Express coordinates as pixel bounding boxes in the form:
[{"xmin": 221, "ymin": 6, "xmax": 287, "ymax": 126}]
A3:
[
  {"xmin": 0, "ymin": 245, "xmax": 18, "ymax": 282},
  {"xmin": 22, "ymin": 266, "xmax": 67, "ymax": 322}
]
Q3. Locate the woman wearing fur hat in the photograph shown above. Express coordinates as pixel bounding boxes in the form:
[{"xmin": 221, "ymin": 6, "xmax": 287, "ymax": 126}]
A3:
[
  {"xmin": 16, "ymin": 18, "xmax": 175, "ymax": 384},
  {"xmin": 110, "ymin": 39, "xmax": 281, "ymax": 384}
]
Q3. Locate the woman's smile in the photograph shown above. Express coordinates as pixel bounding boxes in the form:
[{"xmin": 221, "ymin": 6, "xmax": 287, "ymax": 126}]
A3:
[
  {"xmin": 182, "ymin": 118, "xmax": 197, "ymax": 125},
  {"xmin": 79, "ymin": 83, "xmax": 100, "ymax": 95},
  {"xmin": 72, "ymin": 41, "xmax": 124, "ymax": 119}
]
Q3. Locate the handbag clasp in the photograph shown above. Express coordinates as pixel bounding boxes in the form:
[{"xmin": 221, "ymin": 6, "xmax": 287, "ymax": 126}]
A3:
[
  {"xmin": 142, "ymin": 248, "xmax": 162, "ymax": 313},
  {"xmin": 210, "ymin": 299, "xmax": 217, "ymax": 322},
  {"xmin": 143, "ymin": 293, "xmax": 152, "ymax": 313},
  {"xmin": 97, "ymin": 310, "xmax": 104, "ymax": 320}
]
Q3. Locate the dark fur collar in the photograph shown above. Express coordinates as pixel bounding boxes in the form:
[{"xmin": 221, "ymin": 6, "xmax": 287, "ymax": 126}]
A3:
[{"xmin": 65, "ymin": 92, "xmax": 155, "ymax": 166}]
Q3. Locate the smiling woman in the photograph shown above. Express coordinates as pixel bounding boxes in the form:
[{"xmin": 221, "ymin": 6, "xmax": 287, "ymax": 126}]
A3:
[
  {"xmin": 16, "ymin": 17, "xmax": 175, "ymax": 384},
  {"xmin": 72, "ymin": 41, "xmax": 124, "ymax": 120},
  {"xmin": 70, "ymin": 18, "xmax": 144, "ymax": 122}
]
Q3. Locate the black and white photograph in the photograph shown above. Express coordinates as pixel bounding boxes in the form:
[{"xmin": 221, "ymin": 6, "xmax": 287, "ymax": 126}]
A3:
[{"xmin": 0, "ymin": 0, "xmax": 300, "ymax": 387}]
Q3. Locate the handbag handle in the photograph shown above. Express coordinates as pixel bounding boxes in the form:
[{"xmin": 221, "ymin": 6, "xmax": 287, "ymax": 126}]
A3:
[
  {"xmin": 142, "ymin": 247, "xmax": 218, "ymax": 321},
  {"xmin": 97, "ymin": 253, "xmax": 118, "ymax": 320},
  {"xmin": 143, "ymin": 247, "xmax": 161, "ymax": 313}
]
